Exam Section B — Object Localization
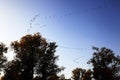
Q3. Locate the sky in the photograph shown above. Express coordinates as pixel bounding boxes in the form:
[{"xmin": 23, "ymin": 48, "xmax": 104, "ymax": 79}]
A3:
[{"xmin": 0, "ymin": 0, "xmax": 120, "ymax": 78}]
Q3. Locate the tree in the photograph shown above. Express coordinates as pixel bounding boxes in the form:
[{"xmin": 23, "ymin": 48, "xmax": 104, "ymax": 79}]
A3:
[
  {"xmin": 3, "ymin": 33, "xmax": 63, "ymax": 80},
  {"xmin": 0, "ymin": 42, "xmax": 7, "ymax": 74},
  {"xmin": 35, "ymin": 42, "xmax": 64, "ymax": 80},
  {"xmin": 88, "ymin": 47, "xmax": 120, "ymax": 80},
  {"xmin": 2, "ymin": 60, "xmax": 23, "ymax": 80},
  {"xmin": 71, "ymin": 68, "xmax": 86, "ymax": 80},
  {"xmin": 82, "ymin": 69, "xmax": 92, "ymax": 80},
  {"xmin": 59, "ymin": 74, "xmax": 66, "ymax": 80}
]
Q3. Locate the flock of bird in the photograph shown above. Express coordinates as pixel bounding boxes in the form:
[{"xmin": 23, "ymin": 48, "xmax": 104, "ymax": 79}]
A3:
[{"xmin": 27, "ymin": 7, "xmax": 101, "ymax": 64}]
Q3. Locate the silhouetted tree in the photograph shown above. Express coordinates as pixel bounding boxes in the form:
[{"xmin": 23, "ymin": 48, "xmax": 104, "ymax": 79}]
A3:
[
  {"xmin": 3, "ymin": 33, "xmax": 63, "ymax": 80},
  {"xmin": 2, "ymin": 60, "xmax": 23, "ymax": 80},
  {"xmin": 35, "ymin": 42, "xmax": 64, "ymax": 80},
  {"xmin": 59, "ymin": 74, "xmax": 66, "ymax": 80},
  {"xmin": 0, "ymin": 42, "xmax": 7, "ymax": 73},
  {"xmin": 88, "ymin": 47, "xmax": 120, "ymax": 80},
  {"xmin": 71, "ymin": 68, "xmax": 86, "ymax": 80},
  {"xmin": 82, "ymin": 69, "xmax": 92, "ymax": 80}
]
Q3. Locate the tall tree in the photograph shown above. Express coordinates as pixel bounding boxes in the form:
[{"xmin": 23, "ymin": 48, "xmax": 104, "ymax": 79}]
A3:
[
  {"xmin": 88, "ymin": 47, "xmax": 120, "ymax": 80},
  {"xmin": 0, "ymin": 42, "xmax": 7, "ymax": 74},
  {"xmin": 3, "ymin": 33, "xmax": 63, "ymax": 80}
]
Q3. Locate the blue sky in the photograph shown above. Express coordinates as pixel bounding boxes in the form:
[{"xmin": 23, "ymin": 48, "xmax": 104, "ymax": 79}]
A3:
[{"xmin": 0, "ymin": 0, "xmax": 120, "ymax": 78}]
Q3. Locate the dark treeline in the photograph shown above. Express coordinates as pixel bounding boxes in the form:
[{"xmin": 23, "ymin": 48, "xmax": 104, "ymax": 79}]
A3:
[{"xmin": 0, "ymin": 33, "xmax": 120, "ymax": 80}]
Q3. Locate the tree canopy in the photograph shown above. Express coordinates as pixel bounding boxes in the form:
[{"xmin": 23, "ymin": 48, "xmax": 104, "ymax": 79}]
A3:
[
  {"xmin": 88, "ymin": 47, "xmax": 120, "ymax": 80},
  {"xmin": 71, "ymin": 68, "xmax": 92, "ymax": 80},
  {"xmin": 2, "ymin": 33, "xmax": 63, "ymax": 80},
  {"xmin": 0, "ymin": 33, "xmax": 120, "ymax": 80}
]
